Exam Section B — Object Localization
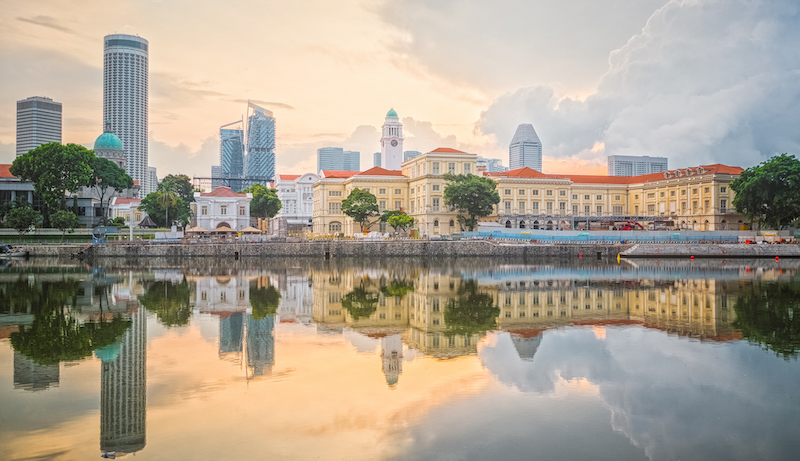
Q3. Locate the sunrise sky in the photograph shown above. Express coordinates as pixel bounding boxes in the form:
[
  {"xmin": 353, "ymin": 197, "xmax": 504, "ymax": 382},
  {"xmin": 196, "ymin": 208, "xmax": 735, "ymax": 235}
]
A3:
[{"xmin": 1, "ymin": 0, "xmax": 798, "ymax": 178}]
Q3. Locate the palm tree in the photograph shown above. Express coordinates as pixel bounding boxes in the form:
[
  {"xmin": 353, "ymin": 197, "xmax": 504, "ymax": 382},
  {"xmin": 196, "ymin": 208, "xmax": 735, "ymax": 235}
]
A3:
[{"xmin": 156, "ymin": 190, "xmax": 179, "ymax": 227}]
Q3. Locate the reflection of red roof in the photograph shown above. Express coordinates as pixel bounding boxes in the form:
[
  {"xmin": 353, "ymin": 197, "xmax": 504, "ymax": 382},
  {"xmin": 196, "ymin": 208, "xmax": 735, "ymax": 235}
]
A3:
[
  {"xmin": 357, "ymin": 167, "xmax": 405, "ymax": 177},
  {"xmin": 506, "ymin": 328, "xmax": 546, "ymax": 338},
  {"xmin": 0, "ymin": 165, "xmax": 14, "ymax": 178},
  {"xmin": 322, "ymin": 170, "xmax": 359, "ymax": 179},
  {"xmin": 280, "ymin": 318, "xmax": 297, "ymax": 323},
  {"xmin": 572, "ymin": 319, "xmax": 643, "ymax": 327},
  {"xmin": 430, "ymin": 147, "xmax": 467, "ymax": 154},
  {"xmin": 490, "ymin": 164, "xmax": 744, "ymax": 185},
  {"xmin": 114, "ymin": 198, "xmax": 140, "ymax": 205},
  {"xmin": 279, "ymin": 174, "xmax": 300, "ymax": 180},
  {"xmin": 200, "ymin": 186, "xmax": 247, "ymax": 197}
]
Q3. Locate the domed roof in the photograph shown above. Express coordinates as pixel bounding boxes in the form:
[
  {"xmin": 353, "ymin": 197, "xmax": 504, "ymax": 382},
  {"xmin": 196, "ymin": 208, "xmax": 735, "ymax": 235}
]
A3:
[
  {"xmin": 94, "ymin": 120, "xmax": 123, "ymax": 151},
  {"xmin": 386, "ymin": 108, "xmax": 398, "ymax": 118},
  {"xmin": 94, "ymin": 343, "xmax": 121, "ymax": 362}
]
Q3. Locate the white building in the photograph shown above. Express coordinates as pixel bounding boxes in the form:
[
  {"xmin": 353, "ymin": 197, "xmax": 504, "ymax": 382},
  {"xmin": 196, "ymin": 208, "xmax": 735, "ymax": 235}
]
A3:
[
  {"xmin": 271, "ymin": 173, "xmax": 319, "ymax": 235},
  {"xmin": 608, "ymin": 155, "xmax": 668, "ymax": 176},
  {"xmin": 109, "ymin": 198, "xmax": 145, "ymax": 226},
  {"xmin": 194, "ymin": 187, "xmax": 252, "ymax": 231},
  {"xmin": 381, "ymin": 109, "xmax": 404, "ymax": 170},
  {"xmin": 16, "ymin": 96, "xmax": 61, "ymax": 156},
  {"xmin": 103, "ymin": 34, "xmax": 150, "ymax": 194},
  {"xmin": 509, "ymin": 123, "xmax": 542, "ymax": 172}
]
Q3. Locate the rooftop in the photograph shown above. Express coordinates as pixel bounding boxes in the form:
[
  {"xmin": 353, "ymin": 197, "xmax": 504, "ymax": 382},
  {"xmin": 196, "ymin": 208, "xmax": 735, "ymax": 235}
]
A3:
[
  {"xmin": 357, "ymin": 167, "xmax": 405, "ymax": 177},
  {"xmin": 489, "ymin": 164, "xmax": 743, "ymax": 184},
  {"xmin": 321, "ymin": 170, "xmax": 359, "ymax": 179},
  {"xmin": 114, "ymin": 198, "xmax": 141, "ymax": 205},
  {"xmin": 0, "ymin": 165, "xmax": 13, "ymax": 178},
  {"xmin": 200, "ymin": 186, "xmax": 247, "ymax": 197},
  {"xmin": 429, "ymin": 147, "xmax": 467, "ymax": 154},
  {"xmin": 279, "ymin": 174, "xmax": 301, "ymax": 181}
]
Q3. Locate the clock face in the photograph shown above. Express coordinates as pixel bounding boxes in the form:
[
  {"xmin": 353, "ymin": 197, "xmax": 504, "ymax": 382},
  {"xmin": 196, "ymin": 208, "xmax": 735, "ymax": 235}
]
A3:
[{"xmin": 390, "ymin": 139, "xmax": 398, "ymax": 147}]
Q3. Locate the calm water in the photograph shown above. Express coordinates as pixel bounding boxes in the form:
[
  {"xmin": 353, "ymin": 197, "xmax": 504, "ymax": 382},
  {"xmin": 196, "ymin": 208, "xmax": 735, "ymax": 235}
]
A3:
[{"xmin": 1, "ymin": 257, "xmax": 799, "ymax": 461}]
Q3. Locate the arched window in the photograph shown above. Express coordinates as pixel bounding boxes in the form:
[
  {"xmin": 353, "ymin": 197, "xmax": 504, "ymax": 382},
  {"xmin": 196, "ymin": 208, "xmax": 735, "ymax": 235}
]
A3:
[
  {"xmin": 720, "ymin": 219, "xmax": 727, "ymax": 230},
  {"xmin": 434, "ymin": 220, "xmax": 439, "ymax": 227},
  {"xmin": 519, "ymin": 221, "xmax": 526, "ymax": 229},
  {"xmin": 449, "ymin": 220, "xmax": 455, "ymax": 227},
  {"xmin": 505, "ymin": 220, "xmax": 512, "ymax": 228},
  {"xmin": 329, "ymin": 221, "xmax": 342, "ymax": 232},
  {"xmin": 533, "ymin": 220, "xmax": 539, "ymax": 230}
]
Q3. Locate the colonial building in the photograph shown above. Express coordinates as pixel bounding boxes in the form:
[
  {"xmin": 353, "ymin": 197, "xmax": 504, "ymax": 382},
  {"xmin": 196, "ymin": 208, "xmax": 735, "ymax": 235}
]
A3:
[
  {"xmin": 270, "ymin": 173, "xmax": 318, "ymax": 236},
  {"xmin": 193, "ymin": 187, "xmax": 252, "ymax": 231},
  {"xmin": 109, "ymin": 198, "xmax": 145, "ymax": 226}
]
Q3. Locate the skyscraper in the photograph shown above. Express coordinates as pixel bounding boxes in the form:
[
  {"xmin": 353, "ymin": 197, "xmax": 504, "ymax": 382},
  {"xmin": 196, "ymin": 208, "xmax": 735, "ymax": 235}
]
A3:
[
  {"xmin": 220, "ymin": 121, "xmax": 245, "ymax": 189},
  {"xmin": 608, "ymin": 155, "xmax": 668, "ymax": 176},
  {"xmin": 245, "ymin": 102, "xmax": 276, "ymax": 184},
  {"xmin": 16, "ymin": 96, "xmax": 62, "ymax": 156},
  {"xmin": 403, "ymin": 151, "xmax": 422, "ymax": 163},
  {"xmin": 380, "ymin": 109, "xmax": 404, "ymax": 170},
  {"xmin": 317, "ymin": 147, "xmax": 360, "ymax": 172},
  {"xmin": 373, "ymin": 152, "xmax": 381, "ymax": 168},
  {"xmin": 509, "ymin": 124, "xmax": 542, "ymax": 171},
  {"xmin": 103, "ymin": 34, "xmax": 149, "ymax": 194}
]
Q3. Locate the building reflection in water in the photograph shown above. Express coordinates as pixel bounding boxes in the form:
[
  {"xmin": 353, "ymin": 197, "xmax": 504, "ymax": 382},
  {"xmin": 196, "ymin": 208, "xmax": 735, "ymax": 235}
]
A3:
[
  {"xmin": 245, "ymin": 315, "xmax": 275, "ymax": 378},
  {"xmin": 13, "ymin": 352, "xmax": 59, "ymax": 391}
]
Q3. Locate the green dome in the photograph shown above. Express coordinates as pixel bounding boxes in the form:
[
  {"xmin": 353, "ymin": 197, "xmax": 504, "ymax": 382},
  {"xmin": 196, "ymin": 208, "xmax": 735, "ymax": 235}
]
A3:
[
  {"xmin": 94, "ymin": 131, "xmax": 123, "ymax": 151},
  {"xmin": 94, "ymin": 343, "xmax": 121, "ymax": 362},
  {"xmin": 386, "ymin": 108, "xmax": 398, "ymax": 118}
]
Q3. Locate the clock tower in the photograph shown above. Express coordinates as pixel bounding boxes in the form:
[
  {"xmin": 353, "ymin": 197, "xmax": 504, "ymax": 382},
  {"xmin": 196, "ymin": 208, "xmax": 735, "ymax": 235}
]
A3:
[{"xmin": 380, "ymin": 108, "xmax": 404, "ymax": 170}]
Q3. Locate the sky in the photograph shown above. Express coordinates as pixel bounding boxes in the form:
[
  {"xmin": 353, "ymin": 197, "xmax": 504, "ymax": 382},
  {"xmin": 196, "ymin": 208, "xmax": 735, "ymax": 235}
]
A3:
[{"xmin": 1, "ymin": 0, "xmax": 798, "ymax": 179}]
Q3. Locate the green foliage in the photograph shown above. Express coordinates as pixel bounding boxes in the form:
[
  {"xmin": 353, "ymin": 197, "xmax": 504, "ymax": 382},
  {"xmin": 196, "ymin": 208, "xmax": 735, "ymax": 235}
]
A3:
[
  {"xmin": 443, "ymin": 280, "xmax": 499, "ymax": 337},
  {"xmin": 0, "ymin": 197, "xmax": 32, "ymax": 224},
  {"xmin": 342, "ymin": 188, "xmax": 379, "ymax": 231},
  {"xmin": 138, "ymin": 280, "xmax": 193, "ymax": 327},
  {"xmin": 387, "ymin": 212, "xmax": 414, "ymax": 233},
  {"xmin": 730, "ymin": 154, "xmax": 800, "ymax": 230},
  {"xmin": 10, "ymin": 143, "xmax": 95, "ymax": 226},
  {"xmin": 140, "ymin": 191, "xmax": 191, "ymax": 227},
  {"xmin": 380, "ymin": 278, "xmax": 415, "ymax": 298},
  {"xmin": 110, "ymin": 217, "xmax": 127, "ymax": 226},
  {"xmin": 250, "ymin": 282, "xmax": 282, "ymax": 319},
  {"xmin": 732, "ymin": 281, "xmax": 800, "ymax": 359},
  {"xmin": 8, "ymin": 280, "xmax": 131, "ymax": 365},
  {"xmin": 442, "ymin": 173, "xmax": 500, "ymax": 231},
  {"xmin": 341, "ymin": 286, "xmax": 379, "ymax": 320},
  {"xmin": 160, "ymin": 174, "xmax": 195, "ymax": 203},
  {"xmin": 240, "ymin": 184, "xmax": 282, "ymax": 219},
  {"xmin": 91, "ymin": 157, "xmax": 134, "ymax": 223},
  {"xmin": 51, "ymin": 210, "xmax": 80, "ymax": 242},
  {"xmin": 5, "ymin": 206, "xmax": 42, "ymax": 236}
]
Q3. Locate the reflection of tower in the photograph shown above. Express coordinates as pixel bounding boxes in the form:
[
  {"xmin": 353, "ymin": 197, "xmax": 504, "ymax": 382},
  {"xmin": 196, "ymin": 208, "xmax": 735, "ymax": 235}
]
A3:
[
  {"xmin": 381, "ymin": 334, "xmax": 403, "ymax": 388},
  {"xmin": 219, "ymin": 312, "xmax": 244, "ymax": 362},
  {"xmin": 13, "ymin": 352, "xmax": 59, "ymax": 391},
  {"xmin": 245, "ymin": 315, "xmax": 275, "ymax": 377},
  {"xmin": 100, "ymin": 305, "xmax": 146, "ymax": 455},
  {"xmin": 511, "ymin": 334, "xmax": 541, "ymax": 361}
]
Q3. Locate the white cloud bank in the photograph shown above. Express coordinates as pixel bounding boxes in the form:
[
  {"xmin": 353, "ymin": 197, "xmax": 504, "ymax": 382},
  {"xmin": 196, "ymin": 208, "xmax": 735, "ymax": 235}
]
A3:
[{"xmin": 478, "ymin": 0, "xmax": 800, "ymax": 169}]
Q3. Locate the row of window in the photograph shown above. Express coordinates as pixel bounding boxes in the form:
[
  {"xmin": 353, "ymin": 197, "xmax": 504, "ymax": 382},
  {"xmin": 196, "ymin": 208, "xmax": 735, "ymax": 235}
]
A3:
[{"xmin": 200, "ymin": 205, "xmax": 247, "ymax": 216}]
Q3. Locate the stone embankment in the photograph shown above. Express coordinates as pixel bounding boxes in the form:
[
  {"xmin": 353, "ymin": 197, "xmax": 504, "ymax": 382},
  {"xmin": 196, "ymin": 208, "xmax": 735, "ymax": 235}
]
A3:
[{"xmin": 621, "ymin": 243, "xmax": 800, "ymax": 258}]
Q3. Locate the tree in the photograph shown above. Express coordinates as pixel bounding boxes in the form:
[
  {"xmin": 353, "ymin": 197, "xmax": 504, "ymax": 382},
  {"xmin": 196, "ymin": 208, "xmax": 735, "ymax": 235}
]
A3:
[
  {"xmin": 250, "ymin": 282, "xmax": 282, "ymax": 319},
  {"xmin": 5, "ymin": 206, "xmax": 41, "ymax": 239},
  {"xmin": 342, "ymin": 188, "xmax": 380, "ymax": 231},
  {"xmin": 380, "ymin": 278, "xmax": 415, "ymax": 298},
  {"xmin": 160, "ymin": 174, "xmax": 194, "ymax": 203},
  {"xmin": 140, "ymin": 191, "xmax": 191, "ymax": 227},
  {"xmin": 442, "ymin": 173, "xmax": 500, "ymax": 231},
  {"xmin": 51, "ymin": 210, "xmax": 79, "ymax": 243},
  {"xmin": 732, "ymin": 281, "xmax": 800, "ymax": 359},
  {"xmin": 730, "ymin": 154, "xmax": 800, "ymax": 230},
  {"xmin": 240, "ymin": 184, "xmax": 282, "ymax": 219},
  {"xmin": 90, "ymin": 157, "xmax": 133, "ymax": 224},
  {"xmin": 387, "ymin": 212, "xmax": 414, "ymax": 233},
  {"xmin": 138, "ymin": 279, "xmax": 193, "ymax": 327},
  {"xmin": 341, "ymin": 286, "xmax": 379, "ymax": 320},
  {"xmin": 443, "ymin": 280, "xmax": 500, "ymax": 337},
  {"xmin": 10, "ymin": 143, "xmax": 94, "ymax": 226},
  {"xmin": 157, "ymin": 190, "xmax": 180, "ymax": 227},
  {"xmin": 0, "ymin": 197, "xmax": 32, "ymax": 225}
]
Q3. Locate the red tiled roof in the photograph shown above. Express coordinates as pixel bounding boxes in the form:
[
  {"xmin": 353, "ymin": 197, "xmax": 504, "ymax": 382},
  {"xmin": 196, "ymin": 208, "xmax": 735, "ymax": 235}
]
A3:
[
  {"xmin": 0, "ymin": 165, "xmax": 14, "ymax": 178},
  {"xmin": 200, "ymin": 186, "xmax": 247, "ymax": 197},
  {"xmin": 429, "ymin": 147, "xmax": 467, "ymax": 154},
  {"xmin": 279, "ymin": 174, "xmax": 301, "ymax": 180},
  {"xmin": 492, "ymin": 164, "xmax": 743, "ymax": 185},
  {"xmin": 357, "ymin": 167, "xmax": 406, "ymax": 177},
  {"xmin": 321, "ymin": 170, "xmax": 359, "ymax": 179},
  {"xmin": 114, "ymin": 198, "xmax": 141, "ymax": 205}
]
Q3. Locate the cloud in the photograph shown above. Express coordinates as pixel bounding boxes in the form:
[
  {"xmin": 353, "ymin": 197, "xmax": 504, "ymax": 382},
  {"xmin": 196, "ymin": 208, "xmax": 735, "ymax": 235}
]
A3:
[
  {"xmin": 477, "ymin": 0, "xmax": 800, "ymax": 170},
  {"xmin": 0, "ymin": 141, "xmax": 16, "ymax": 165},
  {"xmin": 149, "ymin": 134, "xmax": 219, "ymax": 179},
  {"xmin": 16, "ymin": 15, "xmax": 76, "ymax": 34}
]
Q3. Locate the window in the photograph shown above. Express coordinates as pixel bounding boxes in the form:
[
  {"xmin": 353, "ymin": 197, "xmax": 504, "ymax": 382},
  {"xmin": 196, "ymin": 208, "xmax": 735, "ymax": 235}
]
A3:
[
  {"xmin": 559, "ymin": 202, "xmax": 566, "ymax": 211},
  {"xmin": 519, "ymin": 189, "xmax": 526, "ymax": 195},
  {"xmin": 379, "ymin": 188, "xmax": 386, "ymax": 195},
  {"xmin": 432, "ymin": 162, "xmax": 440, "ymax": 174},
  {"xmin": 518, "ymin": 201, "xmax": 525, "ymax": 213},
  {"xmin": 560, "ymin": 190, "xmax": 566, "ymax": 196},
  {"xmin": 670, "ymin": 190, "xmax": 676, "ymax": 197},
  {"xmin": 239, "ymin": 206, "xmax": 245, "ymax": 216},
  {"xmin": 449, "ymin": 220, "xmax": 455, "ymax": 227},
  {"xmin": 584, "ymin": 194, "xmax": 590, "ymax": 200},
  {"xmin": 704, "ymin": 187, "xmax": 710, "ymax": 193},
  {"xmin": 532, "ymin": 190, "xmax": 539, "ymax": 196},
  {"xmin": 432, "ymin": 198, "xmax": 440, "ymax": 210},
  {"xmin": 394, "ymin": 200, "xmax": 402, "ymax": 210},
  {"xmin": 328, "ymin": 202, "xmax": 341, "ymax": 213},
  {"xmin": 505, "ymin": 189, "xmax": 512, "ymax": 195},
  {"xmin": 448, "ymin": 162, "xmax": 456, "ymax": 173},
  {"xmin": 432, "ymin": 184, "xmax": 440, "ymax": 191},
  {"xmin": 596, "ymin": 195, "xmax": 602, "ymax": 200},
  {"xmin": 597, "ymin": 205, "xmax": 603, "ymax": 214},
  {"xmin": 704, "ymin": 200, "xmax": 709, "ymax": 211},
  {"xmin": 546, "ymin": 190, "xmax": 553, "ymax": 196},
  {"xmin": 464, "ymin": 163, "xmax": 471, "ymax": 174},
  {"xmin": 532, "ymin": 202, "xmax": 539, "ymax": 211},
  {"xmin": 648, "ymin": 204, "xmax": 656, "ymax": 213},
  {"xmin": 682, "ymin": 190, "xmax": 687, "ymax": 196},
  {"xmin": 395, "ymin": 188, "xmax": 402, "ymax": 195},
  {"xmin": 721, "ymin": 199, "xmax": 727, "ymax": 211},
  {"xmin": 613, "ymin": 205, "xmax": 623, "ymax": 214},
  {"xmin": 434, "ymin": 219, "xmax": 439, "ymax": 227},
  {"xmin": 614, "ymin": 195, "xmax": 621, "ymax": 201},
  {"xmin": 329, "ymin": 221, "xmax": 342, "ymax": 232},
  {"xmin": 220, "ymin": 205, "xmax": 227, "ymax": 215},
  {"xmin": 201, "ymin": 206, "xmax": 208, "ymax": 215},
  {"xmin": 584, "ymin": 205, "xmax": 590, "ymax": 214},
  {"xmin": 328, "ymin": 191, "xmax": 342, "ymax": 197},
  {"xmin": 647, "ymin": 193, "xmax": 655, "ymax": 199},
  {"xmin": 692, "ymin": 188, "xmax": 698, "ymax": 195},
  {"xmin": 660, "ymin": 192, "xmax": 665, "ymax": 198},
  {"xmin": 572, "ymin": 194, "xmax": 578, "ymax": 200},
  {"xmin": 573, "ymin": 205, "xmax": 578, "ymax": 214},
  {"xmin": 504, "ymin": 201, "xmax": 511, "ymax": 211},
  {"xmin": 547, "ymin": 202, "xmax": 553, "ymax": 212},
  {"xmin": 634, "ymin": 194, "xmax": 639, "ymax": 200},
  {"xmin": 720, "ymin": 186, "xmax": 727, "ymax": 193},
  {"xmin": 635, "ymin": 205, "xmax": 639, "ymax": 214},
  {"xmin": 379, "ymin": 200, "xmax": 386, "ymax": 211}
]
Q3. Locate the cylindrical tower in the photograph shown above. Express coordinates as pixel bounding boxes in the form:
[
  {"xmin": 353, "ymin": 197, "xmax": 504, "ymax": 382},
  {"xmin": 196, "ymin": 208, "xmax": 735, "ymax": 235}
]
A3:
[{"xmin": 103, "ymin": 34, "xmax": 149, "ymax": 194}]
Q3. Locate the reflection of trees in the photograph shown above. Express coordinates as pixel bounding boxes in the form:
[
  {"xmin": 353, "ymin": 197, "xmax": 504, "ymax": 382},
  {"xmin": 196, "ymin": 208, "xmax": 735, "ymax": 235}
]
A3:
[
  {"xmin": 342, "ymin": 286, "xmax": 379, "ymax": 320},
  {"xmin": 250, "ymin": 282, "xmax": 281, "ymax": 319},
  {"xmin": 139, "ymin": 280, "xmax": 192, "ymax": 327},
  {"xmin": 733, "ymin": 281, "xmax": 800, "ymax": 359},
  {"xmin": 444, "ymin": 280, "xmax": 499, "ymax": 337},
  {"xmin": 9, "ymin": 280, "xmax": 131, "ymax": 365},
  {"xmin": 380, "ymin": 278, "xmax": 415, "ymax": 298}
]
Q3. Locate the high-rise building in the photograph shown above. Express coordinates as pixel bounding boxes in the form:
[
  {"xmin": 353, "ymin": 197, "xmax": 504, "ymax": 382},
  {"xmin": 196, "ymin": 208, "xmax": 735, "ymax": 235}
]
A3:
[
  {"xmin": 380, "ymin": 109, "xmax": 404, "ymax": 170},
  {"xmin": 220, "ymin": 121, "xmax": 245, "ymax": 190},
  {"xmin": 317, "ymin": 147, "xmax": 360, "ymax": 172},
  {"xmin": 16, "ymin": 96, "xmax": 62, "ymax": 156},
  {"xmin": 403, "ymin": 151, "xmax": 421, "ymax": 163},
  {"xmin": 245, "ymin": 314, "xmax": 275, "ymax": 377},
  {"xmin": 245, "ymin": 102, "xmax": 276, "ymax": 185},
  {"xmin": 148, "ymin": 167, "xmax": 158, "ymax": 192},
  {"xmin": 509, "ymin": 124, "xmax": 542, "ymax": 171},
  {"xmin": 608, "ymin": 155, "xmax": 668, "ymax": 176},
  {"xmin": 477, "ymin": 156, "xmax": 508, "ymax": 173},
  {"xmin": 373, "ymin": 152, "xmax": 381, "ymax": 168},
  {"xmin": 103, "ymin": 34, "xmax": 149, "ymax": 193},
  {"xmin": 211, "ymin": 165, "xmax": 224, "ymax": 190}
]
